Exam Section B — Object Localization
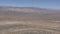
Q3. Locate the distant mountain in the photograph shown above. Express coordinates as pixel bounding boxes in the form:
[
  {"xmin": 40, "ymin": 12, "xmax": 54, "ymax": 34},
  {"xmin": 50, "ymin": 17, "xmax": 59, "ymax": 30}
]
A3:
[
  {"xmin": 0, "ymin": 6, "xmax": 59, "ymax": 14},
  {"xmin": 0, "ymin": 6, "xmax": 60, "ymax": 21}
]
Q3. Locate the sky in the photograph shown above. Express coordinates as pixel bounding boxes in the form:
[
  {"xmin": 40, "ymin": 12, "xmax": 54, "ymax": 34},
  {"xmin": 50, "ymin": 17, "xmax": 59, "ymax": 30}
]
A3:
[{"xmin": 0, "ymin": 0, "xmax": 60, "ymax": 9}]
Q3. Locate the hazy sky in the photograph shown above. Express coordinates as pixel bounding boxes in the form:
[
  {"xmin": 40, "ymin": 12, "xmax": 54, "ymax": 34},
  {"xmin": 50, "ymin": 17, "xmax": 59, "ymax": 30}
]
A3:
[{"xmin": 0, "ymin": 0, "xmax": 59, "ymax": 9}]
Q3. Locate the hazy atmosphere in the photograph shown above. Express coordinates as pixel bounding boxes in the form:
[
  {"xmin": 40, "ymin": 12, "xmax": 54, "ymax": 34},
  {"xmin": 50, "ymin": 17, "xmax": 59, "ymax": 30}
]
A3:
[
  {"xmin": 0, "ymin": 0, "xmax": 60, "ymax": 34},
  {"xmin": 0, "ymin": 0, "xmax": 60, "ymax": 9}
]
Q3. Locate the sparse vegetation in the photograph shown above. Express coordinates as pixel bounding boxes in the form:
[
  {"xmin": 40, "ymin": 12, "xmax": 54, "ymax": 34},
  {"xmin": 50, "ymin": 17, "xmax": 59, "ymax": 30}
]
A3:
[{"xmin": 0, "ymin": 7, "xmax": 60, "ymax": 34}]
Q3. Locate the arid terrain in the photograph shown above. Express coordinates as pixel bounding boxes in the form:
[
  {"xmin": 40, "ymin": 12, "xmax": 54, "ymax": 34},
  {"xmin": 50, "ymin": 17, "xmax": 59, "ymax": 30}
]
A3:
[{"xmin": 0, "ymin": 7, "xmax": 60, "ymax": 34}]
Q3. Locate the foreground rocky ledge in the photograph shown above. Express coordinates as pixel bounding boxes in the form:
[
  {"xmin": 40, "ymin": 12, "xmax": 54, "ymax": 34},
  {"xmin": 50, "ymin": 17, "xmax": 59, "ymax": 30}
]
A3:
[{"xmin": 0, "ymin": 20, "xmax": 60, "ymax": 34}]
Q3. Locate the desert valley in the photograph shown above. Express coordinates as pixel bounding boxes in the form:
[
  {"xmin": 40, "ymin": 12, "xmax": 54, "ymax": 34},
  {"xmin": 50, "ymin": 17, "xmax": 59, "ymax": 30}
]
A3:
[{"xmin": 0, "ymin": 7, "xmax": 60, "ymax": 34}]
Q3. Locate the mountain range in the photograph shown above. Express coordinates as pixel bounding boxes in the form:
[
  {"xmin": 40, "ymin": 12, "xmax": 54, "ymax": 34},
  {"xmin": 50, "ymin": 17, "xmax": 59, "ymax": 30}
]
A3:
[{"xmin": 0, "ymin": 6, "xmax": 60, "ymax": 21}]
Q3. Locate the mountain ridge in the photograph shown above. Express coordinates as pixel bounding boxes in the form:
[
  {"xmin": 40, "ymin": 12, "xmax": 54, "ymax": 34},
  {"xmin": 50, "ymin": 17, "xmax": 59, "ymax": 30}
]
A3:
[{"xmin": 0, "ymin": 6, "xmax": 60, "ymax": 21}]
